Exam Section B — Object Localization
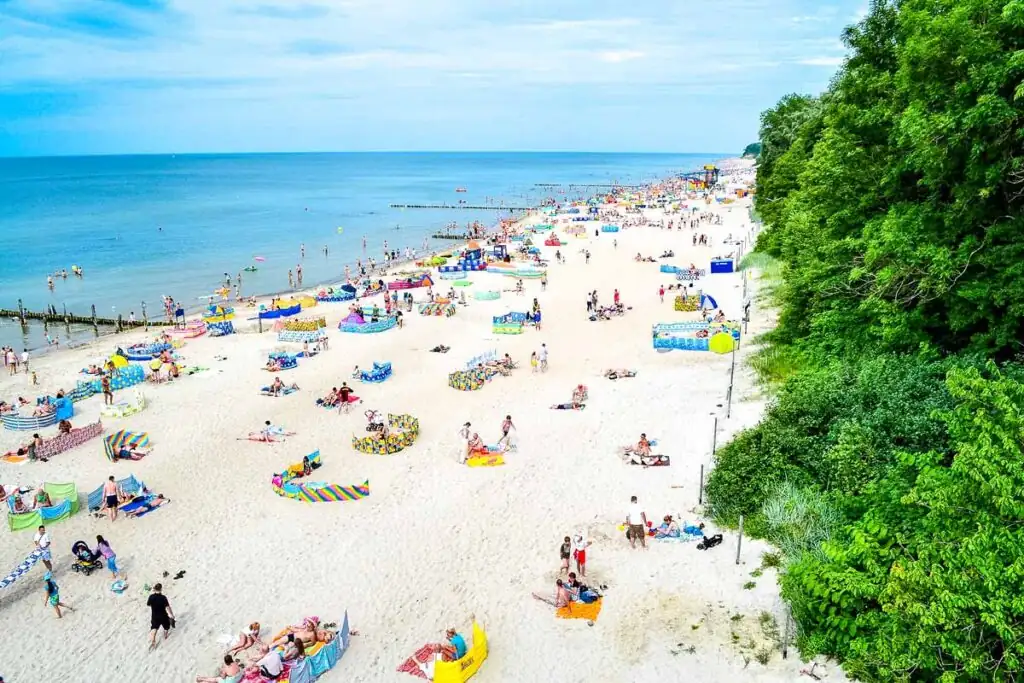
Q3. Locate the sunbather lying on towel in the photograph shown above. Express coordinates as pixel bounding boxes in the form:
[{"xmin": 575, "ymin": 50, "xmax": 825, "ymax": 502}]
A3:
[
  {"xmin": 550, "ymin": 402, "xmax": 585, "ymax": 410},
  {"xmin": 265, "ymin": 359, "xmax": 282, "ymax": 372},
  {"xmin": 604, "ymin": 368, "xmax": 637, "ymax": 380},
  {"xmin": 270, "ymin": 617, "xmax": 339, "ymax": 649},
  {"xmin": 115, "ymin": 446, "xmax": 150, "ymax": 461},
  {"xmin": 125, "ymin": 494, "xmax": 170, "ymax": 518}
]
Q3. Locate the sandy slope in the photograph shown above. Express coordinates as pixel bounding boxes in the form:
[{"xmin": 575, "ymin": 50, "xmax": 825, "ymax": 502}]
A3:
[{"xmin": 0, "ymin": 175, "xmax": 844, "ymax": 682}]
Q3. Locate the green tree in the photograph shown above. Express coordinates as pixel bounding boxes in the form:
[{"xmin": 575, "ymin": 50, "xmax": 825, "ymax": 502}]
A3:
[{"xmin": 783, "ymin": 366, "xmax": 1024, "ymax": 681}]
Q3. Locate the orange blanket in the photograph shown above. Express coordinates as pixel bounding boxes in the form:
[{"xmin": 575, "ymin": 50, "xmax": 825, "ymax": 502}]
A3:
[{"xmin": 557, "ymin": 599, "xmax": 602, "ymax": 621}]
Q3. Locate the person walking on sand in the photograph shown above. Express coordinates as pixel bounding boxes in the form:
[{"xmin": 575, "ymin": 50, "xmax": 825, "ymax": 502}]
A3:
[
  {"xmin": 559, "ymin": 536, "xmax": 571, "ymax": 574},
  {"xmin": 659, "ymin": 285, "xmax": 665, "ymax": 303},
  {"xmin": 539, "ymin": 343, "xmax": 548, "ymax": 372},
  {"xmin": 34, "ymin": 525, "xmax": 53, "ymax": 571},
  {"xmin": 101, "ymin": 372, "xmax": 113, "ymax": 405},
  {"xmin": 94, "ymin": 535, "xmax": 122, "ymax": 579},
  {"xmin": 530, "ymin": 351, "xmax": 538, "ymax": 373},
  {"xmin": 626, "ymin": 496, "xmax": 648, "ymax": 549},
  {"xmin": 102, "ymin": 476, "xmax": 119, "ymax": 522},
  {"xmin": 21, "ymin": 348, "xmax": 29, "ymax": 372},
  {"xmin": 42, "ymin": 572, "xmax": 72, "ymax": 618},
  {"xmin": 147, "ymin": 583, "xmax": 175, "ymax": 649},
  {"xmin": 457, "ymin": 422, "xmax": 471, "ymax": 464},
  {"xmin": 498, "ymin": 415, "xmax": 515, "ymax": 448}
]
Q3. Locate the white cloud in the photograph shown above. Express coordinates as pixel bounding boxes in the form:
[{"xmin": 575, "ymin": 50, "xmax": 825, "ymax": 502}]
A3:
[
  {"xmin": 598, "ymin": 50, "xmax": 645, "ymax": 64},
  {"xmin": 798, "ymin": 56, "xmax": 845, "ymax": 67}
]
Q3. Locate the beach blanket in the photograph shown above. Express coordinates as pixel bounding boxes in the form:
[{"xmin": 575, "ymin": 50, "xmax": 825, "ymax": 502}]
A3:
[
  {"xmin": 557, "ymin": 598, "xmax": 603, "ymax": 621},
  {"xmin": 466, "ymin": 454, "xmax": 505, "ymax": 467},
  {"xmin": 0, "ymin": 549, "xmax": 45, "ymax": 590},
  {"xmin": 262, "ymin": 386, "xmax": 298, "ymax": 396},
  {"xmin": 626, "ymin": 455, "xmax": 670, "ymax": 467},
  {"xmin": 316, "ymin": 394, "xmax": 360, "ymax": 408},
  {"xmin": 397, "ymin": 644, "xmax": 437, "ymax": 679}
]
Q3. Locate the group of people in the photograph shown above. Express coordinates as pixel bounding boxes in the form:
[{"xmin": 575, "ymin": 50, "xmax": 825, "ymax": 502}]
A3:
[
  {"xmin": 457, "ymin": 415, "xmax": 516, "ymax": 463},
  {"xmin": 1, "ymin": 485, "xmax": 54, "ymax": 513},
  {"xmin": 3, "ymin": 346, "xmax": 28, "ymax": 375},
  {"xmin": 198, "ymin": 616, "xmax": 352, "ymax": 682},
  {"xmin": 319, "ymin": 382, "xmax": 357, "ymax": 411}
]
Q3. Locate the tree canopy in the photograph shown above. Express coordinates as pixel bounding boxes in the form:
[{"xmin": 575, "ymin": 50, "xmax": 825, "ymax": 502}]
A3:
[
  {"xmin": 705, "ymin": 1, "xmax": 1024, "ymax": 679},
  {"xmin": 742, "ymin": 142, "xmax": 762, "ymax": 158}
]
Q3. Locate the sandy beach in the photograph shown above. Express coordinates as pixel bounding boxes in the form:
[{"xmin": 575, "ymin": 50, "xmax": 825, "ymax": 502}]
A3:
[{"xmin": 0, "ymin": 159, "xmax": 841, "ymax": 682}]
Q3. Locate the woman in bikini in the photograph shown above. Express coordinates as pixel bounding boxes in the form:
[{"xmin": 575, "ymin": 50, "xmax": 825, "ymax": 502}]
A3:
[{"xmin": 225, "ymin": 622, "xmax": 263, "ymax": 657}]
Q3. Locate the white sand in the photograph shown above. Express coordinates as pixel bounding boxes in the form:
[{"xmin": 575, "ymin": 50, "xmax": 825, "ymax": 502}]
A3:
[{"xmin": 0, "ymin": 163, "xmax": 844, "ymax": 682}]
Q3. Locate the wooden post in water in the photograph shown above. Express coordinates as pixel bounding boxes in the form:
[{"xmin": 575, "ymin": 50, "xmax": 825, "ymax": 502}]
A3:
[
  {"xmin": 17, "ymin": 299, "xmax": 26, "ymax": 325},
  {"xmin": 62, "ymin": 303, "xmax": 69, "ymax": 325},
  {"xmin": 91, "ymin": 304, "xmax": 98, "ymax": 332},
  {"xmin": 116, "ymin": 314, "xmax": 123, "ymax": 332}
]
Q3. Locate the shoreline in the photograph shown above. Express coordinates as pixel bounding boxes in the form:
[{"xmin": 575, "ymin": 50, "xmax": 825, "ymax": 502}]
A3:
[{"xmin": 0, "ymin": 158, "xmax": 831, "ymax": 683}]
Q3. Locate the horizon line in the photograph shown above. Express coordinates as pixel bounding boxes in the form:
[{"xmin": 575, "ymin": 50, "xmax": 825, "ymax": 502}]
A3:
[{"xmin": 0, "ymin": 149, "xmax": 732, "ymax": 161}]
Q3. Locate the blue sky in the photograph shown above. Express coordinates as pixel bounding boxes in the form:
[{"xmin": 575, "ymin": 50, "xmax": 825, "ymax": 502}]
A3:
[{"xmin": 0, "ymin": 0, "xmax": 865, "ymax": 156}]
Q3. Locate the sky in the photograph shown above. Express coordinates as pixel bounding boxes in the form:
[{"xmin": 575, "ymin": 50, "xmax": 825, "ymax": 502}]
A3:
[{"xmin": 0, "ymin": 0, "xmax": 866, "ymax": 156}]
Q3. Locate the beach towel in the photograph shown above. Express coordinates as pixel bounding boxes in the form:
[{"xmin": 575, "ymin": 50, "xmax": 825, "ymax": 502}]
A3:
[
  {"xmin": 467, "ymin": 454, "xmax": 505, "ymax": 467},
  {"xmin": 396, "ymin": 643, "xmax": 437, "ymax": 679},
  {"xmin": 1, "ymin": 451, "xmax": 28, "ymax": 464},
  {"xmin": 557, "ymin": 598, "xmax": 603, "ymax": 621},
  {"xmin": 626, "ymin": 455, "xmax": 670, "ymax": 467},
  {"xmin": 261, "ymin": 386, "xmax": 298, "ymax": 396},
  {"xmin": 0, "ymin": 549, "xmax": 44, "ymax": 590}
]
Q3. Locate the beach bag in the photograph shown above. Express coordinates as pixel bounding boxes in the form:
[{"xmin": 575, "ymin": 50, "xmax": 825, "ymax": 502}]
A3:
[{"xmin": 697, "ymin": 534, "xmax": 723, "ymax": 550}]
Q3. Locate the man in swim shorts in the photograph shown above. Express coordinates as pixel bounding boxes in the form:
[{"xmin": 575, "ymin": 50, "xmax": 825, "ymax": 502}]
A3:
[{"xmin": 103, "ymin": 476, "xmax": 119, "ymax": 522}]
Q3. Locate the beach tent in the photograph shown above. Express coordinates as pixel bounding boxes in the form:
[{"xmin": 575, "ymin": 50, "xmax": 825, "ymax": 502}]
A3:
[
  {"xmin": 699, "ymin": 294, "xmax": 718, "ymax": 310},
  {"xmin": 103, "ymin": 430, "xmax": 150, "ymax": 461}
]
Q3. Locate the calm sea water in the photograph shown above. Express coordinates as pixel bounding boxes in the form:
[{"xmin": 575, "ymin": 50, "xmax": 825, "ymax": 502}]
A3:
[{"xmin": 0, "ymin": 152, "xmax": 721, "ymax": 350}]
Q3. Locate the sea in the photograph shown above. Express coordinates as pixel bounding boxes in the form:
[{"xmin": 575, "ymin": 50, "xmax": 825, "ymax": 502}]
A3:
[{"xmin": 0, "ymin": 152, "xmax": 723, "ymax": 351}]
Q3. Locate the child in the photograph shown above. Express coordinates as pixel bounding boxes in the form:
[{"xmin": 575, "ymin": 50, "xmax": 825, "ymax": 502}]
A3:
[
  {"xmin": 42, "ymin": 572, "xmax": 73, "ymax": 618},
  {"xmin": 530, "ymin": 352, "xmax": 538, "ymax": 373},
  {"xmin": 559, "ymin": 536, "xmax": 571, "ymax": 574}
]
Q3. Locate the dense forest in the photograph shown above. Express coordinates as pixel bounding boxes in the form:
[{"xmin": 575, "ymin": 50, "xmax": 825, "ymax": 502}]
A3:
[{"xmin": 705, "ymin": 1, "xmax": 1024, "ymax": 680}]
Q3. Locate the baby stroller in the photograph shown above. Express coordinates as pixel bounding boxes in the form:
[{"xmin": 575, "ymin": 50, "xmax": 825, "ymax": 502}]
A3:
[{"xmin": 70, "ymin": 541, "xmax": 102, "ymax": 576}]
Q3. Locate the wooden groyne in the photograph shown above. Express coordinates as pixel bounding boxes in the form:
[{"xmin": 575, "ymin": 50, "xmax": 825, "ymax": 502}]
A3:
[
  {"xmin": 3, "ymin": 300, "xmax": 173, "ymax": 332},
  {"xmin": 390, "ymin": 204, "xmax": 531, "ymax": 211}
]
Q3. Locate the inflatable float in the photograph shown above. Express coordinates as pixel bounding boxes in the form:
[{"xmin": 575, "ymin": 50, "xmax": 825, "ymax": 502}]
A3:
[
  {"xmin": 100, "ymin": 392, "xmax": 147, "ymax": 419},
  {"xmin": 271, "ymin": 451, "xmax": 370, "ymax": 502},
  {"xmin": 359, "ymin": 362, "xmax": 393, "ymax": 383}
]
